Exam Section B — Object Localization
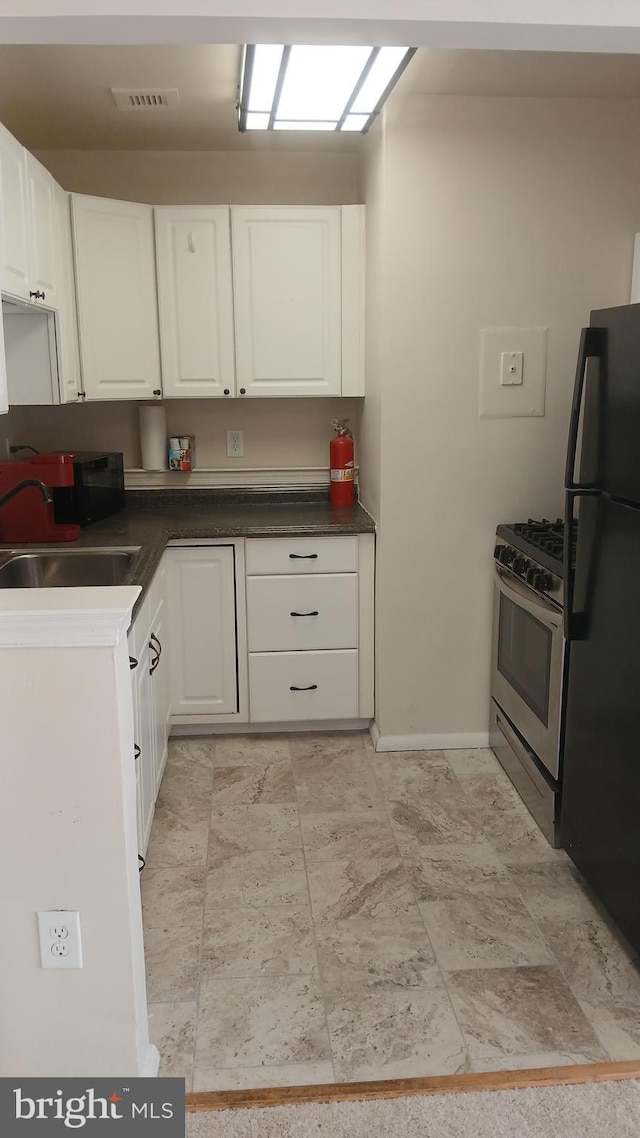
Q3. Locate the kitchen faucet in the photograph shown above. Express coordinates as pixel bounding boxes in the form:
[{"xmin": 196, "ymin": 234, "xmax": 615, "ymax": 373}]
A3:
[{"xmin": 0, "ymin": 479, "xmax": 52, "ymax": 508}]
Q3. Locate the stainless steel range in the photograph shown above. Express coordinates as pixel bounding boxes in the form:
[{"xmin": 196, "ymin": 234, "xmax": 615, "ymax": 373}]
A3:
[{"xmin": 490, "ymin": 518, "xmax": 576, "ymax": 846}]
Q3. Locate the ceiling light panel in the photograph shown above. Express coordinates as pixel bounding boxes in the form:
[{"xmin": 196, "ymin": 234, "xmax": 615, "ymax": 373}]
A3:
[
  {"xmin": 245, "ymin": 44, "xmax": 284, "ymax": 113},
  {"xmin": 350, "ymin": 47, "xmax": 409, "ymax": 113},
  {"xmin": 238, "ymin": 44, "xmax": 415, "ymax": 133},
  {"xmin": 277, "ymin": 46, "xmax": 371, "ymax": 121}
]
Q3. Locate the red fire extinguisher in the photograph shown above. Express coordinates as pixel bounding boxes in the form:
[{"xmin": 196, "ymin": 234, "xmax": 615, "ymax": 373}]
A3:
[{"xmin": 330, "ymin": 419, "xmax": 355, "ymax": 508}]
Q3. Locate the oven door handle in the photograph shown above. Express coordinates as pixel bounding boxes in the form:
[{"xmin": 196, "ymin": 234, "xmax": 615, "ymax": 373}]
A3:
[{"xmin": 494, "ymin": 564, "xmax": 563, "ymax": 630}]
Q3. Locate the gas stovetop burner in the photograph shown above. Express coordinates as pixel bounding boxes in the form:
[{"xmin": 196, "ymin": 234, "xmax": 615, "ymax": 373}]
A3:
[{"xmin": 500, "ymin": 518, "xmax": 577, "ymax": 568}]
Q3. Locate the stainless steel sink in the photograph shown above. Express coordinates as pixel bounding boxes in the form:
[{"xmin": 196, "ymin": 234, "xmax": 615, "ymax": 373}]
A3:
[{"xmin": 0, "ymin": 548, "xmax": 140, "ymax": 588}]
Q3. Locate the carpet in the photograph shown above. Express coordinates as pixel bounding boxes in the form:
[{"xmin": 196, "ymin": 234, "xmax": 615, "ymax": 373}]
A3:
[{"xmin": 186, "ymin": 1078, "xmax": 640, "ymax": 1137}]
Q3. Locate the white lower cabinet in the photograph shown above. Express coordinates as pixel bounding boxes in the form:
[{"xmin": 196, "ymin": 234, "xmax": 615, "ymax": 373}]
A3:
[
  {"xmin": 132, "ymin": 536, "xmax": 372, "ymax": 783},
  {"xmin": 249, "ymin": 649, "xmax": 359, "ymax": 722},
  {"xmin": 128, "ymin": 556, "xmax": 170, "ymax": 857},
  {"xmin": 245, "ymin": 534, "xmax": 374, "ymax": 724},
  {"xmin": 166, "ymin": 545, "xmax": 239, "ymax": 719}
]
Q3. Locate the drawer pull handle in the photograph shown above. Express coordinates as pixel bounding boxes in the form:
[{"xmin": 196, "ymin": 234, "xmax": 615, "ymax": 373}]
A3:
[
  {"xmin": 134, "ymin": 743, "xmax": 141, "ymax": 762},
  {"xmin": 289, "ymin": 553, "xmax": 318, "ymax": 559},
  {"xmin": 290, "ymin": 610, "xmax": 319, "ymax": 617},
  {"xmin": 290, "ymin": 684, "xmax": 318, "ymax": 691}
]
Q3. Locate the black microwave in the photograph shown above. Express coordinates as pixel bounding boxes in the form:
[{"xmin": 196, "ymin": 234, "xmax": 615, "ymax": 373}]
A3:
[{"xmin": 52, "ymin": 452, "xmax": 125, "ymax": 527}]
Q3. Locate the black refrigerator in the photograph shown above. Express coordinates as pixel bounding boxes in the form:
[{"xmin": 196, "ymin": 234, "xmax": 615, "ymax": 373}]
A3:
[{"xmin": 561, "ymin": 302, "xmax": 640, "ymax": 954}]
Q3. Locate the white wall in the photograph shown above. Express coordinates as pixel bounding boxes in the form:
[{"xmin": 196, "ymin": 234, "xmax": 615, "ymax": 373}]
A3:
[
  {"xmin": 357, "ymin": 119, "xmax": 385, "ymax": 522},
  {"xmin": 5, "ymin": 398, "xmax": 365, "ymax": 472},
  {"xmin": 34, "ymin": 148, "xmax": 358, "ymax": 206},
  {"xmin": 367, "ymin": 93, "xmax": 640, "ymax": 743}
]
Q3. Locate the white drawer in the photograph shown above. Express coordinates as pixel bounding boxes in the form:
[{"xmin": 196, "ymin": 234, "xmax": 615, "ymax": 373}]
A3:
[
  {"xmin": 246, "ymin": 536, "xmax": 358, "ymax": 575},
  {"xmin": 247, "ymin": 574, "xmax": 358, "ymax": 652},
  {"xmin": 249, "ymin": 650, "xmax": 359, "ymax": 722}
]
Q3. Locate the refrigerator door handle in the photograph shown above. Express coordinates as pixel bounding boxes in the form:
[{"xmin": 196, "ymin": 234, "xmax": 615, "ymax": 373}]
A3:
[
  {"xmin": 564, "ymin": 487, "xmax": 597, "ymax": 641},
  {"xmin": 565, "ymin": 325, "xmax": 606, "ymax": 491}
]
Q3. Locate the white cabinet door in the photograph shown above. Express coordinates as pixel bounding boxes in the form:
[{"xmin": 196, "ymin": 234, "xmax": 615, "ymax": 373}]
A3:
[
  {"xmin": 0, "ymin": 292, "xmax": 8, "ymax": 415},
  {"xmin": 24, "ymin": 152, "xmax": 59, "ymax": 309},
  {"xmin": 54, "ymin": 182, "xmax": 82, "ymax": 403},
  {"xmin": 231, "ymin": 206, "xmax": 341, "ymax": 397},
  {"xmin": 71, "ymin": 194, "xmax": 162, "ymax": 400},
  {"xmin": 155, "ymin": 206, "xmax": 235, "ymax": 398},
  {"xmin": 131, "ymin": 641, "xmax": 156, "ymax": 856},
  {"xmin": 0, "ymin": 122, "xmax": 29, "ymax": 300},
  {"xmin": 167, "ymin": 545, "xmax": 238, "ymax": 717},
  {"xmin": 147, "ymin": 560, "xmax": 170, "ymax": 794},
  {"xmin": 137, "ymin": 643, "xmax": 156, "ymax": 855}
]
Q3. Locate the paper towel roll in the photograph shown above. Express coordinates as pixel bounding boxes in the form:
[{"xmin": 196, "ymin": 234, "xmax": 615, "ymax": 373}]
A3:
[{"xmin": 139, "ymin": 404, "xmax": 167, "ymax": 471}]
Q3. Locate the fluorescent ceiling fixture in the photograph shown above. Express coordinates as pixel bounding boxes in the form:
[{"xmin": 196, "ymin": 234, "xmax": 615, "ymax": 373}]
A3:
[{"xmin": 238, "ymin": 44, "xmax": 415, "ymax": 133}]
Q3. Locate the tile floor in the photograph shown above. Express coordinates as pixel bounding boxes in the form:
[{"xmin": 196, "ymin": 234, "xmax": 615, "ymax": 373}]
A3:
[{"xmin": 141, "ymin": 732, "xmax": 640, "ymax": 1090}]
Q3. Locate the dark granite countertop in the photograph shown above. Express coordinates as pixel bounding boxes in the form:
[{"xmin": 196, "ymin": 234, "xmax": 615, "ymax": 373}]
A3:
[{"xmin": 0, "ymin": 489, "xmax": 375, "ymax": 621}]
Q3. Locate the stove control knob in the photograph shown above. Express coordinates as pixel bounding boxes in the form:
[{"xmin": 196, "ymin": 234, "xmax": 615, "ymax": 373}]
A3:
[
  {"xmin": 500, "ymin": 545, "xmax": 515, "ymax": 565},
  {"xmin": 512, "ymin": 556, "xmax": 527, "ymax": 574},
  {"xmin": 537, "ymin": 573, "xmax": 553, "ymax": 592},
  {"xmin": 525, "ymin": 566, "xmax": 539, "ymax": 586}
]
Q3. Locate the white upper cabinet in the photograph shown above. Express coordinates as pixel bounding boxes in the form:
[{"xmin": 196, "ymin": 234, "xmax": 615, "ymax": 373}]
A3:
[
  {"xmin": 0, "ymin": 127, "xmax": 61, "ymax": 309},
  {"xmin": 24, "ymin": 151, "xmax": 59, "ymax": 309},
  {"xmin": 53, "ymin": 183, "xmax": 82, "ymax": 403},
  {"xmin": 71, "ymin": 194, "xmax": 162, "ymax": 400},
  {"xmin": 155, "ymin": 206, "xmax": 235, "ymax": 399},
  {"xmin": 231, "ymin": 206, "xmax": 342, "ymax": 398},
  {"xmin": 0, "ymin": 122, "xmax": 30, "ymax": 301}
]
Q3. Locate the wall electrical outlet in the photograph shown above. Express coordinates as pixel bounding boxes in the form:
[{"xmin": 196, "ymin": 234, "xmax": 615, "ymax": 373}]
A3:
[
  {"xmin": 37, "ymin": 911, "xmax": 83, "ymax": 969},
  {"xmin": 226, "ymin": 430, "xmax": 244, "ymax": 458}
]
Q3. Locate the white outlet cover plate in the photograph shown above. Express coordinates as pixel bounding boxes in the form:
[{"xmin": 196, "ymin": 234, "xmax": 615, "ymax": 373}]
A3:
[
  {"xmin": 38, "ymin": 910, "xmax": 83, "ymax": 969},
  {"xmin": 479, "ymin": 326, "xmax": 547, "ymax": 418},
  {"xmin": 226, "ymin": 430, "xmax": 244, "ymax": 458}
]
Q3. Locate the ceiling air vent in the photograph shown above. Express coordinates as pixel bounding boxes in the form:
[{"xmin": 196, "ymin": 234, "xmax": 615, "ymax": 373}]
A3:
[{"xmin": 111, "ymin": 88, "xmax": 180, "ymax": 110}]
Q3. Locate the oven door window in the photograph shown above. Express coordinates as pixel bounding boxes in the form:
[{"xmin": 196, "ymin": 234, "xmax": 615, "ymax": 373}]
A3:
[{"xmin": 497, "ymin": 593, "xmax": 552, "ymax": 725}]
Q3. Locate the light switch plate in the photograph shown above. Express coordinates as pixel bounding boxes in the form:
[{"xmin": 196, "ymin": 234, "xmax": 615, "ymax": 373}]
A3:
[{"xmin": 479, "ymin": 327, "xmax": 547, "ymax": 418}]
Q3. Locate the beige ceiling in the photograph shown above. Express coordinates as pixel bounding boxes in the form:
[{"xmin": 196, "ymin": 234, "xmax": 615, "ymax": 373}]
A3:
[{"xmin": 0, "ymin": 45, "xmax": 640, "ymax": 153}]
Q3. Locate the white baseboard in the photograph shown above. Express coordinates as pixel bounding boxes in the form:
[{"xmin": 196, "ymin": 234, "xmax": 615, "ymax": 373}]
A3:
[
  {"xmin": 142, "ymin": 1044, "xmax": 160, "ymax": 1078},
  {"xmin": 372, "ymin": 731, "xmax": 490, "ymax": 752},
  {"xmin": 170, "ymin": 719, "xmax": 371, "ymax": 737}
]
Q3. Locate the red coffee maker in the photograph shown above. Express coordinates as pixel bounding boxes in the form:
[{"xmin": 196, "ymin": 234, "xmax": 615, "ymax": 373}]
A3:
[{"xmin": 0, "ymin": 454, "xmax": 80, "ymax": 542}]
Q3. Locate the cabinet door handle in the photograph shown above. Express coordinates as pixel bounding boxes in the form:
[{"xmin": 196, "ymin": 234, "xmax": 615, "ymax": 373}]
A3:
[
  {"xmin": 149, "ymin": 633, "xmax": 162, "ymax": 675},
  {"xmin": 138, "ymin": 854, "xmax": 145, "ymax": 873},
  {"xmin": 290, "ymin": 611, "xmax": 319, "ymax": 617},
  {"xmin": 134, "ymin": 744, "xmax": 141, "ymax": 762},
  {"xmin": 129, "ymin": 655, "xmax": 138, "ymax": 670},
  {"xmin": 223, "ymin": 388, "xmax": 230, "ymax": 395},
  {"xmin": 29, "ymin": 289, "xmax": 45, "ymax": 300},
  {"xmin": 289, "ymin": 553, "xmax": 318, "ymax": 559},
  {"xmin": 290, "ymin": 684, "xmax": 318, "ymax": 691},
  {"xmin": 153, "ymin": 389, "xmax": 161, "ymax": 397}
]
